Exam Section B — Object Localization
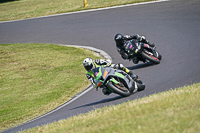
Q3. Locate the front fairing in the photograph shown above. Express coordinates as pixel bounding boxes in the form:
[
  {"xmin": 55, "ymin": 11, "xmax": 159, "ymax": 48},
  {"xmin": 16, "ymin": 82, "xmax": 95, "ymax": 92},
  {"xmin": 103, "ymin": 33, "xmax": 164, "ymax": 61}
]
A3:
[
  {"xmin": 92, "ymin": 66, "xmax": 135, "ymax": 91},
  {"xmin": 106, "ymin": 68, "xmax": 135, "ymax": 91},
  {"xmin": 92, "ymin": 67, "xmax": 104, "ymax": 87}
]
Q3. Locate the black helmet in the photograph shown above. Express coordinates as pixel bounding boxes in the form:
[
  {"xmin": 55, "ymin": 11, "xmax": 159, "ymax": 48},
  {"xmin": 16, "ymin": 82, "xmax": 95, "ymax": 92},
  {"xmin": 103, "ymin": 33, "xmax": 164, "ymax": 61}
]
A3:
[{"xmin": 114, "ymin": 33, "xmax": 124, "ymax": 47}]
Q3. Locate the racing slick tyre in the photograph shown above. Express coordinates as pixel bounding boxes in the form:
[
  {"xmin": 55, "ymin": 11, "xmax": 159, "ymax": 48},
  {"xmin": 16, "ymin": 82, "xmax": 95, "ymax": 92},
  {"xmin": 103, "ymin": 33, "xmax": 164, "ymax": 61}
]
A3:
[
  {"xmin": 107, "ymin": 81, "xmax": 131, "ymax": 97},
  {"xmin": 135, "ymin": 79, "xmax": 145, "ymax": 91},
  {"xmin": 141, "ymin": 51, "xmax": 160, "ymax": 64}
]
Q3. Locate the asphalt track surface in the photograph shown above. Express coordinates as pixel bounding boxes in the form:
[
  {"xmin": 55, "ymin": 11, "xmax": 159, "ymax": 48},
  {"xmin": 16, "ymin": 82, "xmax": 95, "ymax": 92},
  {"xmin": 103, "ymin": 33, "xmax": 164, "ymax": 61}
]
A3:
[{"xmin": 1, "ymin": 0, "xmax": 200, "ymax": 132}]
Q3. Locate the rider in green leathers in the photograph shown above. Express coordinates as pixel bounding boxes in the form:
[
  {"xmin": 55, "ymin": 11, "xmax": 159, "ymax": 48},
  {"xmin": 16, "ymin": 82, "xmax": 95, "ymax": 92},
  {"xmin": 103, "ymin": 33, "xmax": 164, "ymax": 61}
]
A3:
[{"xmin": 83, "ymin": 57, "xmax": 137, "ymax": 95}]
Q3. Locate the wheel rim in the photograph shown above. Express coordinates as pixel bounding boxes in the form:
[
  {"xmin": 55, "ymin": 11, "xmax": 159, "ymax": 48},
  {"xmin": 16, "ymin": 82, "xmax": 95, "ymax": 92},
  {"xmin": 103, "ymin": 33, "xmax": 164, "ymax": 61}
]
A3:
[{"xmin": 114, "ymin": 83, "xmax": 129, "ymax": 92}]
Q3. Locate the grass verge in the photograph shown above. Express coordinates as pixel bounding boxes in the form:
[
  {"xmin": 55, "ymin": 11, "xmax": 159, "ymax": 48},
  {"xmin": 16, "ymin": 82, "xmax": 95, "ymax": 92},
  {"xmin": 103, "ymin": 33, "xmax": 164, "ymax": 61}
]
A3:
[
  {"xmin": 0, "ymin": 43, "xmax": 101, "ymax": 132},
  {"xmin": 23, "ymin": 83, "xmax": 200, "ymax": 133},
  {"xmin": 0, "ymin": 0, "xmax": 155, "ymax": 22}
]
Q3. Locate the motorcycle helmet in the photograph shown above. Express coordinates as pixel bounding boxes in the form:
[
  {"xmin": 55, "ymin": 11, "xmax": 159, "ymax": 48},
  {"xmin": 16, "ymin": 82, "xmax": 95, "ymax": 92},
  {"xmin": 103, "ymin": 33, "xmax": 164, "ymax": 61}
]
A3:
[
  {"xmin": 114, "ymin": 33, "xmax": 124, "ymax": 48},
  {"xmin": 83, "ymin": 57, "xmax": 95, "ymax": 71}
]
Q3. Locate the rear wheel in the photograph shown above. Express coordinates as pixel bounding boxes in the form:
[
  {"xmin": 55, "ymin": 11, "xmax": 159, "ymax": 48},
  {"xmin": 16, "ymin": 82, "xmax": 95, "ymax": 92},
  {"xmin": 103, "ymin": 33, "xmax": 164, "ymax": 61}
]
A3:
[
  {"xmin": 107, "ymin": 81, "xmax": 131, "ymax": 97},
  {"xmin": 141, "ymin": 51, "xmax": 160, "ymax": 64}
]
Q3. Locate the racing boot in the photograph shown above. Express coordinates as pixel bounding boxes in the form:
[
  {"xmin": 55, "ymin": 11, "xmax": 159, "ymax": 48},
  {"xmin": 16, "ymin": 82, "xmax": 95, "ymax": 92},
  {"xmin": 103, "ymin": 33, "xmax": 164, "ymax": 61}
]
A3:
[
  {"xmin": 132, "ymin": 56, "xmax": 139, "ymax": 64},
  {"xmin": 113, "ymin": 63, "xmax": 137, "ymax": 78},
  {"xmin": 128, "ymin": 71, "xmax": 139, "ymax": 80},
  {"xmin": 102, "ymin": 87, "xmax": 112, "ymax": 95},
  {"xmin": 148, "ymin": 42, "xmax": 155, "ymax": 48}
]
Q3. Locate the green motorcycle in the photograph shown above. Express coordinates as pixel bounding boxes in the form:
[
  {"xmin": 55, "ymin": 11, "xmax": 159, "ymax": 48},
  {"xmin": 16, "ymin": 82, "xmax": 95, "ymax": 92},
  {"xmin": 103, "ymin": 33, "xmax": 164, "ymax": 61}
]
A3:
[{"xmin": 92, "ymin": 66, "xmax": 145, "ymax": 97}]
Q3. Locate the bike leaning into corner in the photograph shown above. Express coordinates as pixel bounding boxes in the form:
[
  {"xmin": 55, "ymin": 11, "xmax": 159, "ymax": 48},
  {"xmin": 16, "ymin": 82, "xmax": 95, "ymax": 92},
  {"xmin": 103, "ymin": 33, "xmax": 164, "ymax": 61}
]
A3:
[
  {"xmin": 92, "ymin": 65, "xmax": 145, "ymax": 97},
  {"xmin": 114, "ymin": 33, "xmax": 162, "ymax": 64},
  {"xmin": 83, "ymin": 58, "xmax": 145, "ymax": 97},
  {"xmin": 124, "ymin": 39, "xmax": 162, "ymax": 64}
]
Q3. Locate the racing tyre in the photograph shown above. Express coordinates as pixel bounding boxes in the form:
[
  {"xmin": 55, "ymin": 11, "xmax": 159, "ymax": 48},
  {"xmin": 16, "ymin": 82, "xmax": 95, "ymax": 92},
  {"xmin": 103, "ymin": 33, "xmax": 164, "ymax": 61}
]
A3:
[
  {"xmin": 141, "ymin": 51, "xmax": 160, "ymax": 64},
  {"xmin": 135, "ymin": 79, "xmax": 145, "ymax": 91},
  {"xmin": 155, "ymin": 51, "xmax": 162, "ymax": 60},
  {"xmin": 107, "ymin": 81, "xmax": 131, "ymax": 97}
]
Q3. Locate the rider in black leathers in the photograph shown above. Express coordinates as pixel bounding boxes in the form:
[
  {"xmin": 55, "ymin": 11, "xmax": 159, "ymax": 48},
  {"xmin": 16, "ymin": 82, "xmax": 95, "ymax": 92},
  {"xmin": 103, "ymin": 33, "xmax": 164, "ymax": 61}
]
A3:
[{"xmin": 114, "ymin": 33, "xmax": 155, "ymax": 64}]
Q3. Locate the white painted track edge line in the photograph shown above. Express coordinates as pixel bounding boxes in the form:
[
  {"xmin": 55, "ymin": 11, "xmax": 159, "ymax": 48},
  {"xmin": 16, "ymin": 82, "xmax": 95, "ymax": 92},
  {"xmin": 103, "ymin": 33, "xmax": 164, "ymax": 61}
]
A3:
[
  {"xmin": 2, "ymin": 44, "xmax": 111, "ymax": 132},
  {"xmin": 0, "ymin": 0, "xmax": 170, "ymax": 24},
  {"xmin": 25, "ymin": 85, "xmax": 93, "ymax": 124}
]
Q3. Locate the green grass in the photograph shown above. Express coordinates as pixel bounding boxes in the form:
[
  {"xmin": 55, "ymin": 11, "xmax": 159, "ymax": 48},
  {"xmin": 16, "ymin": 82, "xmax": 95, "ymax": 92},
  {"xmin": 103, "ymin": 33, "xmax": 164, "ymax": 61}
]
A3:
[
  {"xmin": 1, "ymin": 0, "xmax": 199, "ymax": 133},
  {"xmin": 0, "ymin": 43, "xmax": 101, "ymax": 131},
  {"xmin": 23, "ymin": 83, "xmax": 200, "ymax": 133},
  {"xmin": 0, "ymin": 0, "xmax": 155, "ymax": 22}
]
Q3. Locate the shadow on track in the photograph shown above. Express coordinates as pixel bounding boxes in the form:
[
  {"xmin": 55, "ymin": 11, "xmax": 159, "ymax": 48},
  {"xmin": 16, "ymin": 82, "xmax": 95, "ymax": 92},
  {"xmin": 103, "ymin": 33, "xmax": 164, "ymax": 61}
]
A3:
[
  {"xmin": 70, "ymin": 95, "xmax": 124, "ymax": 110},
  {"xmin": 70, "ymin": 63, "xmax": 155, "ymax": 111},
  {"xmin": 127, "ymin": 62, "xmax": 155, "ymax": 70},
  {"xmin": 0, "ymin": 0, "xmax": 19, "ymax": 3}
]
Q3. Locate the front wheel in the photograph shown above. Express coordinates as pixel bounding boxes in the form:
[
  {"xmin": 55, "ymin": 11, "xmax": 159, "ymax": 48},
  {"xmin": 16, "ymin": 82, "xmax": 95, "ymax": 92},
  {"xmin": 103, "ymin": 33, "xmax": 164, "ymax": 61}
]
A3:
[
  {"xmin": 156, "ymin": 51, "xmax": 162, "ymax": 60},
  {"xmin": 106, "ymin": 81, "xmax": 131, "ymax": 97},
  {"xmin": 134, "ymin": 79, "xmax": 145, "ymax": 91},
  {"xmin": 141, "ymin": 51, "xmax": 160, "ymax": 64}
]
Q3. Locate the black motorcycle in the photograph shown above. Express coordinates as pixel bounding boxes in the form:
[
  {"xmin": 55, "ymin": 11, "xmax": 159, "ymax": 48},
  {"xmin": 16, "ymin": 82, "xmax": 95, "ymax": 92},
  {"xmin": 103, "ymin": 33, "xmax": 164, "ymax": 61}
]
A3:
[{"xmin": 124, "ymin": 40, "xmax": 162, "ymax": 64}]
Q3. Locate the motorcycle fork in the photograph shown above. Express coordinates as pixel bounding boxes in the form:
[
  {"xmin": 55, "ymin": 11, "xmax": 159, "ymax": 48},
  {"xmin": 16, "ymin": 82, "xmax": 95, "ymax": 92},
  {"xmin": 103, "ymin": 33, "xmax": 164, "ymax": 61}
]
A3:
[
  {"xmin": 107, "ymin": 77, "xmax": 124, "ymax": 90},
  {"xmin": 143, "ymin": 43, "xmax": 156, "ymax": 54}
]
